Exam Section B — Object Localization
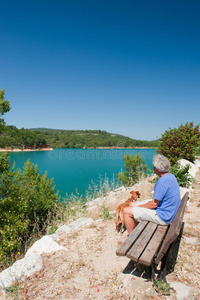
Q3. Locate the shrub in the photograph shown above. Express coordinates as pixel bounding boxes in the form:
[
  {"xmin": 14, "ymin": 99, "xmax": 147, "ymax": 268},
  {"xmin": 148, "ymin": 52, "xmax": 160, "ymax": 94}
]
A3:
[
  {"xmin": 157, "ymin": 122, "xmax": 200, "ymax": 164},
  {"xmin": 169, "ymin": 161, "xmax": 194, "ymax": 188},
  {"xmin": 0, "ymin": 153, "xmax": 60, "ymax": 267},
  {"xmin": 117, "ymin": 153, "xmax": 150, "ymax": 186},
  {"xmin": 0, "ymin": 153, "xmax": 29, "ymax": 262},
  {"xmin": 15, "ymin": 159, "xmax": 60, "ymax": 230},
  {"xmin": 100, "ymin": 206, "xmax": 112, "ymax": 221}
]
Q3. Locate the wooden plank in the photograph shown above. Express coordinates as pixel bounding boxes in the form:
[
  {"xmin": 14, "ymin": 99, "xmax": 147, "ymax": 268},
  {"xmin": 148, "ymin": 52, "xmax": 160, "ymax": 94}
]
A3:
[
  {"xmin": 116, "ymin": 221, "xmax": 148, "ymax": 256},
  {"xmin": 127, "ymin": 222, "xmax": 158, "ymax": 262},
  {"xmin": 155, "ymin": 192, "xmax": 189, "ymax": 264},
  {"xmin": 138, "ymin": 225, "xmax": 168, "ymax": 266}
]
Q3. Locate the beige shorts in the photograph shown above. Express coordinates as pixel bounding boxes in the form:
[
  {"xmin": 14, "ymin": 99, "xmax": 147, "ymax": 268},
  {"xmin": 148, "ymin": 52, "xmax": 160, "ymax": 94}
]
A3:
[{"xmin": 132, "ymin": 207, "xmax": 168, "ymax": 225}]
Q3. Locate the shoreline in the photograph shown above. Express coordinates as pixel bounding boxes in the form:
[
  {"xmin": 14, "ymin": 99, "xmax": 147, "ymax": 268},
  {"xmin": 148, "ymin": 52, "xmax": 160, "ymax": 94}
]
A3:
[
  {"xmin": 0, "ymin": 147, "xmax": 53, "ymax": 152},
  {"xmin": 0, "ymin": 146, "xmax": 156, "ymax": 152}
]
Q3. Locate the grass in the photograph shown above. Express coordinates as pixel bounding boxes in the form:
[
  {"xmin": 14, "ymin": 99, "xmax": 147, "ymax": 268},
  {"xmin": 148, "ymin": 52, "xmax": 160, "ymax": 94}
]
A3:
[
  {"xmin": 153, "ymin": 280, "xmax": 171, "ymax": 296},
  {"xmin": 100, "ymin": 205, "xmax": 112, "ymax": 221}
]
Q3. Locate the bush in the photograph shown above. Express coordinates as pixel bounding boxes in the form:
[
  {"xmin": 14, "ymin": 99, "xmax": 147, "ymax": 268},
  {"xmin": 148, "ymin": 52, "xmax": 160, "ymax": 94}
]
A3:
[
  {"xmin": 15, "ymin": 159, "xmax": 60, "ymax": 229},
  {"xmin": 169, "ymin": 161, "xmax": 194, "ymax": 188},
  {"xmin": 157, "ymin": 122, "xmax": 200, "ymax": 164},
  {"xmin": 117, "ymin": 153, "xmax": 150, "ymax": 186},
  {"xmin": 0, "ymin": 153, "xmax": 29, "ymax": 261},
  {"xmin": 0, "ymin": 153, "xmax": 60, "ymax": 267}
]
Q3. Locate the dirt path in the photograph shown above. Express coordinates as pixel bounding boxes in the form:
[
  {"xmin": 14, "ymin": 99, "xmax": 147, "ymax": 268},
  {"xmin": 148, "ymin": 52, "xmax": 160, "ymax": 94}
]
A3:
[{"xmin": 2, "ymin": 172, "xmax": 200, "ymax": 300}]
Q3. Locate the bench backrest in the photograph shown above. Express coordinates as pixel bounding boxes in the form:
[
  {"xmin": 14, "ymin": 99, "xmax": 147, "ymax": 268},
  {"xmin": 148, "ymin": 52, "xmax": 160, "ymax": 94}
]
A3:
[{"xmin": 155, "ymin": 191, "xmax": 189, "ymax": 264}]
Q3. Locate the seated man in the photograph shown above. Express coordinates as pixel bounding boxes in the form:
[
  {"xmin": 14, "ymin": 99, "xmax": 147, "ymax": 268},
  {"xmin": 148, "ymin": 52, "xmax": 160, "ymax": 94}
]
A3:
[{"xmin": 123, "ymin": 154, "xmax": 181, "ymax": 235}]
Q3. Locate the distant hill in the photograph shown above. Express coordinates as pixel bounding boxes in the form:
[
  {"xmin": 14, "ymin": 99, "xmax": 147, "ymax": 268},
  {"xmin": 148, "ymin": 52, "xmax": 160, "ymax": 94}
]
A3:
[
  {"xmin": 29, "ymin": 128, "xmax": 159, "ymax": 148},
  {"xmin": 0, "ymin": 126, "xmax": 159, "ymax": 149}
]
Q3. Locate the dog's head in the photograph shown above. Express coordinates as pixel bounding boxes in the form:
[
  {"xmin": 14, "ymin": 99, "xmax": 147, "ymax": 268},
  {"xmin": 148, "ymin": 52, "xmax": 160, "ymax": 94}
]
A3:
[{"xmin": 130, "ymin": 190, "xmax": 141, "ymax": 200}]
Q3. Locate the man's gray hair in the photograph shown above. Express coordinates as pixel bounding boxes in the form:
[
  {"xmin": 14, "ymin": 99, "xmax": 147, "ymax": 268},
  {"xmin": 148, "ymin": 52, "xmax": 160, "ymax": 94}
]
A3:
[{"xmin": 153, "ymin": 154, "xmax": 170, "ymax": 173}]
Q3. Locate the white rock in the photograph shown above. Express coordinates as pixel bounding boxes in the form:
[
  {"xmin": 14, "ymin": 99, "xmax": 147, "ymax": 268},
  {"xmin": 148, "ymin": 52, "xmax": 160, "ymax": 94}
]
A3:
[
  {"xmin": 170, "ymin": 282, "xmax": 194, "ymax": 300},
  {"xmin": 55, "ymin": 225, "xmax": 72, "ymax": 235},
  {"xmin": 25, "ymin": 235, "xmax": 68, "ymax": 257},
  {"xmin": 0, "ymin": 253, "xmax": 43, "ymax": 289},
  {"xmin": 50, "ymin": 233, "xmax": 60, "ymax": 241},
  {"xmin": 179, "ymin": 159, "xmax": 198, "ymax": 178},
  {"xmin": 68, "ymin": 217, "xmax": 94, "ymax": 230},
  {"xmin": 184, "ymin": 236, "xmax": 199, "ymax": 246},
  {"xmin": 180, "ymin": 187, "xmax": 190, "ymax": 198},
  {"xmin": 194, "ymin": 158, "xmax": 200, "ymax": 167},
  {"xmin": 87, "ymin": 197, "xmax": 104, "ymax": 207}
]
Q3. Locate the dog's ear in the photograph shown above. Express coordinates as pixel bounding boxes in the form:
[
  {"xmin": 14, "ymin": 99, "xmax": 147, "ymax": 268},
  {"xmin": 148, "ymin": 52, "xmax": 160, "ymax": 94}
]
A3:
[{"xmin": 136, "ymin": 191, "xmax": 141, "ymax": 197}]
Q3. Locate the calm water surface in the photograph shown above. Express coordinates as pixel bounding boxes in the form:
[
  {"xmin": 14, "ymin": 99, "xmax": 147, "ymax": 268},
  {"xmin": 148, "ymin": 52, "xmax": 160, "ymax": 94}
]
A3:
[{"xmin": 10, "ymin": 148, "xmax": 156, "ymax": 199}]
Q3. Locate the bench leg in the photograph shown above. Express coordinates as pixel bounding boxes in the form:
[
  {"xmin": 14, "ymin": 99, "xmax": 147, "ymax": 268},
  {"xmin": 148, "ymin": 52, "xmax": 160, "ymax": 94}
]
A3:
[
  {"xmin": 149, "ymin": 262, "xmax": 157, "ymax": 283},
  {"xmin": 157, "ymin": 245, "xmax": 172, "ymax": 283}
]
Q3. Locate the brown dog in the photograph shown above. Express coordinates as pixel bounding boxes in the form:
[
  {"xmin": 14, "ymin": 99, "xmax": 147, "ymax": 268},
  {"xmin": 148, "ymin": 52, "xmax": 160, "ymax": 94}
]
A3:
[{"xmin": 115, "ymin": 190, "xmax": 141, "ymax": 235}]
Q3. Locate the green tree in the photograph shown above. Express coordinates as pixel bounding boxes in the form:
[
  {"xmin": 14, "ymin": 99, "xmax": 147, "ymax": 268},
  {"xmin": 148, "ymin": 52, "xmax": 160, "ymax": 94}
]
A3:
[
  {"xmin": 157, "ymin": 122, "xmax": 200, "ymax": 164},
  {"xmin": 0, "ymin": 154, "xmax": 60, "ymax": 265},
  {"xmin": 117, "ymin": 153, "xmax": 150, "ymax": 186},
  {"xmin": 0, "ymin": 89, "xmax": 11, "ymax": 128},
  {"xmin": 0, "ymin": 153, "xmax": 29, "ymax": 261},
  {"xmin": 15, "ymin": 159, "xmax": 60, "ymax": 228}
]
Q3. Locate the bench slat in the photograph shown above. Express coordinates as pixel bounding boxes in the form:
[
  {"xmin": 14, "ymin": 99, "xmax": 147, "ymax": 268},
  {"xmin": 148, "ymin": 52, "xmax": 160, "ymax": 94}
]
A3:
[
  {"xmin": 116, "ymin": 221, "xmax": 148, "ymax": 256},
  {"xmin": 127, "ymin": 222, "xmax": 158, "ymax": 262},
  {"xmin": 138, "ymin": 225, "xmax": 168, "ymax": 266},
  {"xmin": 155, "ymin": 192, "xmax": 189, "ymax": 264}
]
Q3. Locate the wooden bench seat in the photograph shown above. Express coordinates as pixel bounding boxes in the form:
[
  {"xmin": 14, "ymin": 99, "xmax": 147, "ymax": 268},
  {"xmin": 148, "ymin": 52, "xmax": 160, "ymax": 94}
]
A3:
[{"xmin": 116, "ymin": 192, "xmax": 189, "ymax": 282}]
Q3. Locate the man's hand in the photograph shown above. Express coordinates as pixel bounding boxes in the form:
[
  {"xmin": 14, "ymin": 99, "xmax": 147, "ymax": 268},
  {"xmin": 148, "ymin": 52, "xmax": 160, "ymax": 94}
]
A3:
[{"xmin": 138, "ymin": 199, "xmax": 160, "ymax": 209}]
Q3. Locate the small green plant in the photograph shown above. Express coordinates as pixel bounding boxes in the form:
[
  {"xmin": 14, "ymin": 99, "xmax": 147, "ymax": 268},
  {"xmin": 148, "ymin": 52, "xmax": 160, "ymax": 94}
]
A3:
[
  {"xmin": 85, "ymin": 174, "xmax": 120, "ymax": 201},
  {"xmin": 117, "ymin": 153, "xmax": 150, "ymax": 186},
  {"xmin": 48, "ymin": 224, "xmax": 58, "ymax": 235},
  {"xmin": 100, "ymin": 206, "xmax": 112, "ymax": 221},
  {"xmin": 5, "ymin": 281, "xmax": 20, "ymax": 299},
  {"xmin": 154, "ymin": 280, "xmax": 171, "ymax": 296}
]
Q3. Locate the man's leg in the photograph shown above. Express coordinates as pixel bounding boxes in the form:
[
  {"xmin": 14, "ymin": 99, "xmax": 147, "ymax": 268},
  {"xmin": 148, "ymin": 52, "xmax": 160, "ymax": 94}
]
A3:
[{"xmin": 123, "ymin": 206, "xmax": 138, "ymax": 235}]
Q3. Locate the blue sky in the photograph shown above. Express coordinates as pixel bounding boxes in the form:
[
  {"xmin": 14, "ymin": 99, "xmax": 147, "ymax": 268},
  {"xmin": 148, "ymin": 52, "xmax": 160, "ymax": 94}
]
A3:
[{"xmin": 1, "ymin": 0, "xmax": 199, "ymax": 140}]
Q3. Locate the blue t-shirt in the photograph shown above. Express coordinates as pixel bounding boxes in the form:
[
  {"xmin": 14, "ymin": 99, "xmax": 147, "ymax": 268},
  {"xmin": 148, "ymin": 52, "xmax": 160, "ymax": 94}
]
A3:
[{"xmin": 153, "ymin": 173, "xmax": 180, "ymax": 224}]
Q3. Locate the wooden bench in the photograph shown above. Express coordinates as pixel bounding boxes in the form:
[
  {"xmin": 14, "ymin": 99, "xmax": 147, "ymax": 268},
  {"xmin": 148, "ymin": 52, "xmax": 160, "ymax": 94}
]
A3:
[{"xmin": 116, "ymin": 192, "xmax": 189, "ymax": 282}]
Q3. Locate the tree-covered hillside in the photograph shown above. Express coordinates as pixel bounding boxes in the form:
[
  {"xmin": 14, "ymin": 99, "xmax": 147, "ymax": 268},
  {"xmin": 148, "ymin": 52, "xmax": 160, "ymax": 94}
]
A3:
[
  {"xmin": 0, "ymin": 126, "xmax": 47, "ymax": 149},
  {"xmin": 0, "ymin": 126, "xmax": 159, "ymax": 149},
  {"xmin": 29, "ymin": 128, "xmax": 159, "ymax": 148}
]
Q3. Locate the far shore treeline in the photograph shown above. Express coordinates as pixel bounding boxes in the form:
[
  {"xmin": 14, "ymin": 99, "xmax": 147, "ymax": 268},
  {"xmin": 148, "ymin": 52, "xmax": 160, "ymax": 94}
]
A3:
[{"xmin": 0, "ymin": 126, "xmax": 159, "ymax": 149}]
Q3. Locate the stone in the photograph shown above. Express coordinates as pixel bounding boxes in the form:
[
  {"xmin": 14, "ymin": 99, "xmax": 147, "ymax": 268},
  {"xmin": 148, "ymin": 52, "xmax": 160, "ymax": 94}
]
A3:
[
  {"xmin": 184, "ymin": 237, "xmax": 199, "ymax": 246},
  {"xmin": 179, "ymin": 159, "xmax": 199, "ymax": 178},
  {"xmin": 0, "ymin": 253, "xmax": 43, "ymax": 289},
  {"xmin": 25, "ymin": 235, "xmax": 68, "ymax": 257},
  {"xmin": 50, "ymin": 233, "xmax": 60, "ymax": 241},
  {"xmin": 170, "ymin": 282, "xmax": 194, "ymax": 300},
  {"xmin": 68, "ymin": 217, "xmax": 94, "ymax": 230},
  {"xmin": 55, "ymin": 225, "xmax": 72, "ymax": 235}
]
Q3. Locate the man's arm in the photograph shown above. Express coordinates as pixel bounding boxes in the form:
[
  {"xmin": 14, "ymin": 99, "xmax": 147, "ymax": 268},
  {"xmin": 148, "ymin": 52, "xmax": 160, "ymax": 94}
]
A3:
[{"xmin": 138, "ymin": 199, "xmax": 160, "ymax": 209}]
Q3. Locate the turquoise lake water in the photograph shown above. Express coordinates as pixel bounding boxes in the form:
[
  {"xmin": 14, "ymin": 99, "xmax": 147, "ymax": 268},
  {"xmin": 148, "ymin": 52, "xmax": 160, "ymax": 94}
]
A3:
[{"xmin": 10, "ymin": 148, "xmax": 156, "ymax": 199}]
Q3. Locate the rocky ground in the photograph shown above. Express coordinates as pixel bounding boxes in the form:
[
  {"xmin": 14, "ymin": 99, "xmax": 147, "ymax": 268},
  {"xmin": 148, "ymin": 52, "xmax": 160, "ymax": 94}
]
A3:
[{"xmin": 1, "ymin": 171, "xmax": 200, "ymax": 300}]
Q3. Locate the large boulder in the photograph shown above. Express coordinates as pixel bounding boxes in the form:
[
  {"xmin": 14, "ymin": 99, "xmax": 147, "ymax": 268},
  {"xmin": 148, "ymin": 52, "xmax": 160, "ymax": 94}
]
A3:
[
  {"xmin": 25, "ymin": 235, "xmax": 68, "ymax": 257},
  {"xmin": 178, "ymin": 159, "xmax": 199, "ymax": 178},
  {"xmin": 0, "ymin": 253, "xmax": 43, "ymax": 289}
]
